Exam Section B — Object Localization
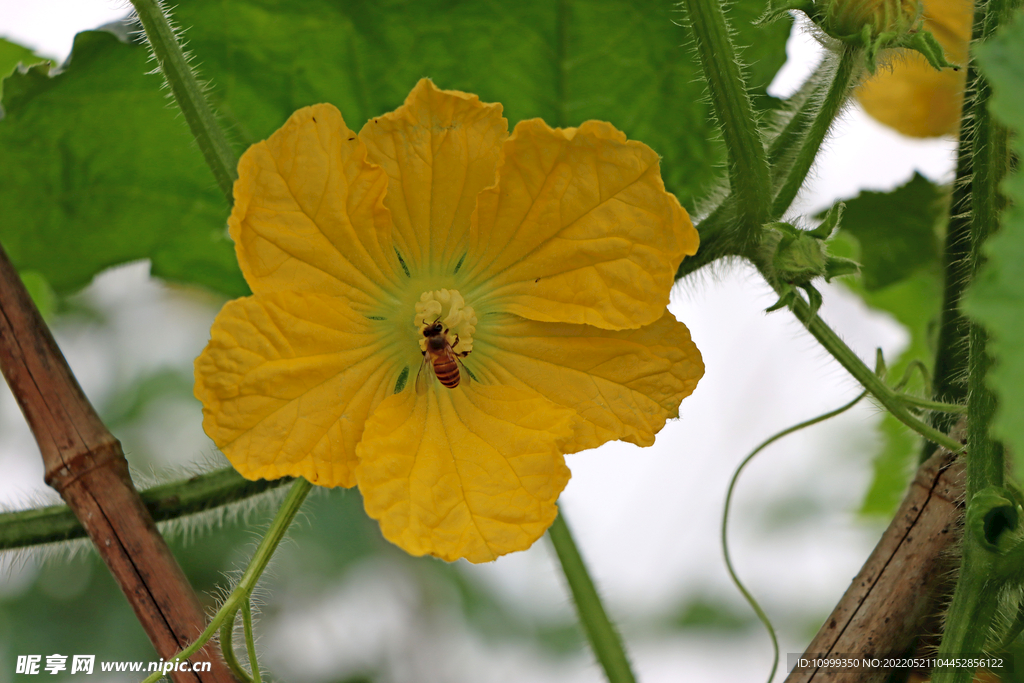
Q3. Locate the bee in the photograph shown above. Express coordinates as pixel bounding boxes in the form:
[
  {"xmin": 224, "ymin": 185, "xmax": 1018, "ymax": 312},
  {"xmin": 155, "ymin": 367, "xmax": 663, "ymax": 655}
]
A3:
[{"xmin": 416, "ymin": 320, "xmax": 467, "ymax": 393}]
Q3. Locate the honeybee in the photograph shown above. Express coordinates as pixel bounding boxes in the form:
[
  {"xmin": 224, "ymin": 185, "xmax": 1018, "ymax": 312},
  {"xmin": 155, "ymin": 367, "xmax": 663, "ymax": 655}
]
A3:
[{"xmin": 416, "ymin": 320, "xmax": 467, "ymax": 393}]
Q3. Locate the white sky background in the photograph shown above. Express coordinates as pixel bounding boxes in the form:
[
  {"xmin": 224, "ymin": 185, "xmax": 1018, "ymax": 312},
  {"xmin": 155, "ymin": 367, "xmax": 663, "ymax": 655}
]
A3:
[{"xmin": 0, "ymin": 4, "xmax": 960, "ymax": 683}]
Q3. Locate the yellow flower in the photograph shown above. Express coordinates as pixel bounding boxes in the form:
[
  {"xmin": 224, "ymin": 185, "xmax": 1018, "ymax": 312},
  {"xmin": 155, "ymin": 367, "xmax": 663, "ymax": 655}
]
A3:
[
  {"xmin": 856, "ymin": 0, "xmax": 974, "ymax": 137},
  {"xmin": 194, "ymin": 79, "xmax": 704, "ymax": 563}
]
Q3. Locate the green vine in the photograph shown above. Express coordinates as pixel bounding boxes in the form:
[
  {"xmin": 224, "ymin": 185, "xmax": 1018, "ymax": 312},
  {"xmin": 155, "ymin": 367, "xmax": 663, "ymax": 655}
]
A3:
[
  {"xmin": 678, "ymin": 0, "xmax": 772, "ymax": 245},
  {"xmin": 548, "ymin": 508, "xmax": 637, "ymax": 683},
  {"xmin": 0, "ymin": 468, "xmax": 288, "ymax": 550},
  {"xmin": 128, "ymin": 0, "xmax": 238, "ymax": 204}
]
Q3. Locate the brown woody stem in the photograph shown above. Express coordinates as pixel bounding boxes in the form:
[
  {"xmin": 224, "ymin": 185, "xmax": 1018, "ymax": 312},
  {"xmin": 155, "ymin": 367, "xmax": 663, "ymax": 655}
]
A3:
[
  {"xmin": 0, "ymin": 242, "xmax": 236, "ymax": 683},
  {"xmin": 786, "ymin": 444, "xmax": 965, "ymax": 683}
]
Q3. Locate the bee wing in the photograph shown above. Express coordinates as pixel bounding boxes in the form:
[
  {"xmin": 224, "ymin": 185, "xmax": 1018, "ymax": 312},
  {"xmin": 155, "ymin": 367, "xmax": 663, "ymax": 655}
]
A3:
[
  {"xmin": 455, "ymin": 355, "xmax": 478, "ymax": 385},
  {"xmin": 415, "ymin": 354, "xmax": 430, "ymax": 395}
]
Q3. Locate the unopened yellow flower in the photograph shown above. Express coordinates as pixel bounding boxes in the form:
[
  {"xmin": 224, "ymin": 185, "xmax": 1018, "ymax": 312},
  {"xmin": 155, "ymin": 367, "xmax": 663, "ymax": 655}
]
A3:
[
  {"xmin": 194, "ymin": 79, "xmax": 704, "ymax": 563},
  {"xmin": 856, "ymin": 0, "xmax": 973, "ymax": 137}
]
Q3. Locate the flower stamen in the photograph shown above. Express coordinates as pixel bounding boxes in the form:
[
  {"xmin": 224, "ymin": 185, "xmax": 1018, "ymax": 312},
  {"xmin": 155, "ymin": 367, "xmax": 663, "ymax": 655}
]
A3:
[{"xmin": 414, "ymin": 289, "xmax": 477, "ymax": 355}]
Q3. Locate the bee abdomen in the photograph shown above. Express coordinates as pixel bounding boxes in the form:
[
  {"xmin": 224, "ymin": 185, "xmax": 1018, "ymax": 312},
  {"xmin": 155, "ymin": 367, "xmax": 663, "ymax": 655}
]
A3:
[{"xmin": 434, "ymin": 362, "xmax": 460, "ymax": 388}]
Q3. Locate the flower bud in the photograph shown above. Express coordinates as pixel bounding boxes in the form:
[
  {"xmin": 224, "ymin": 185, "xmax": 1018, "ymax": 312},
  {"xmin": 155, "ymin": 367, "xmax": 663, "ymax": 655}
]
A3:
[{"xmin": 822, "ymin": 0, "xmax": 922, "ymax": 39}]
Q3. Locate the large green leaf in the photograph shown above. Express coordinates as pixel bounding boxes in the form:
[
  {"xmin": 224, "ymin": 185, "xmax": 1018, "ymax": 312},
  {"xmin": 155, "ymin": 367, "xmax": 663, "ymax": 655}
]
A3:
[
  {"xmin": 0, "ymin": 0, "xmax": 789, "ymax": 295},
  {"xmin": 0, "ymin": 32, "xmax": 245, "ymax": 296},
  {"xmin": 963, "ymin": 11, "xmax": 1024, "ymax": 476}
]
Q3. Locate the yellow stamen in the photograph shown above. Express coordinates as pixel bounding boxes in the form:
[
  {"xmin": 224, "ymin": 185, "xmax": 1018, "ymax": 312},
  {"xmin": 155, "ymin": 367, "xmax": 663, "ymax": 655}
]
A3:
[{"xmin": 414, "ymin": 289, "xmax": 477, "ymax": 354}]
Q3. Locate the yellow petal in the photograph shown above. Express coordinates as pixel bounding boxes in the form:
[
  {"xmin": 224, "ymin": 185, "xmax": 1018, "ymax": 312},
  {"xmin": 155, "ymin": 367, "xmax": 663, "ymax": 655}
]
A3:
[
  {"xmin": 194, "ymin": 292, "xmax": 403, "ymax": 488},
  {"xmin": 856, "ymin": 0, "xmax": 972, "ymax": 138},
  {"xmin": 355, "ymin": 383, "xmax": 576, "ymax": 563},
  {"xmin": 471, "ymin": 311, "xmax": 703, "ymax": 452},
  {"xmin": 464, "ymin": 119, "xmax": 698, "ymax": 330},
  {"xmin": 359, "ymin": 79, "xmax": 507, "ymax": 275},
  {"xmin": 230, "ymin": 104, "xmax": 400, "ymax": 308}
]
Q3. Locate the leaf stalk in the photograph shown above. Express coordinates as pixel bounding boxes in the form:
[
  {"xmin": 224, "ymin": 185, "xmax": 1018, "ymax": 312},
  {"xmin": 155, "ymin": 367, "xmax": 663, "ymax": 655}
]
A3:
[
  {"xmin": 129, "ymin": 0, "xmax": 238, "ymax": 204},
  {"xmin": 548, "ymin": 508, "xmax": 636, "ymax": 683}
]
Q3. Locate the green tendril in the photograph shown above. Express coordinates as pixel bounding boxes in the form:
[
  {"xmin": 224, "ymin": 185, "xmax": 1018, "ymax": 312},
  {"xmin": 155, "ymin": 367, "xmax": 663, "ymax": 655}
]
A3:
[{"xmin": 722, "ymin": 391, "xmax": 867, "ymax": 683}]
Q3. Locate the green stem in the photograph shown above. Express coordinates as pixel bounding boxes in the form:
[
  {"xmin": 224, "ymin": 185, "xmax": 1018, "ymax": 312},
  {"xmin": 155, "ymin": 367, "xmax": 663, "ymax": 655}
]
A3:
[
  {"xmin": 548, "ymin": 507, "xmax": 636, "ymax": 683},
  {"xmin": 931, "ymin": 558, "xmax": 1001, "ymax": 683},
  {"xmin": 678, "ymin": 0, "xmax": 772, "ymax": 241},
  {"xmin": 771, "ymin": 46, "xmax": 861, "ymax": 219},
  {"xmin": 243, "ymin": 600, "xmax": 263, "ymax": 683},
  {"xmin": 785, "ymin": 294, "xmax": 963, "ymax": 453},
  {"xmin": 722, "ymin": 392, "xmax": 866, "ymax": 683},
  {"xmin": 894, "ymin": 394, "xmax": 967, "ymax": 413},
  {"xmin": 676, "ymin": 200, "xmax": 744, "ymax": 280},
  {"xmin": 0, "ymin": 468, "xmax": 289, "ymax": 550},
  {"xmin": 924, "ymin": 59, "xmax": 979, "ymax": 463},
  {"xmin": 129, "ymin": 0, "xmax": 237, "ymax": 204},
  {"xmin": 140, "ymin": 478, "xmax": 312, "ymax": 683},
  {"xmin": 766, "ymin": 56, "xmax": 835, "ymax": 172},
  {"xmin": 932, "ymin": 0, "xmax": 1017, "ymax": 679},
  {"xmin": 676, "ymin": 55, "xmax": 855, "ymax": 282},
  {"xmin": 219, "ymin": 607, "xmax": 251, "ymax": 683}
]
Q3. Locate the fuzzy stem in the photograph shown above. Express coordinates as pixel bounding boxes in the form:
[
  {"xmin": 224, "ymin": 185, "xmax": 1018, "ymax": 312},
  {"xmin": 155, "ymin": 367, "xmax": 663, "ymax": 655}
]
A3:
[
  {"xmin": 785, "ymin": 293, "xmax": 963, "ymax": 453},
  {"xmin": 771, "ymin": 46, "xmax": 861, "ymax": 219},
  {"xmin": 548, "ymin": 508, "xmax": 636, "ymax": 683},
  {"xmin": 678, "ymin": 0, "xmax": 772, "ymax": 243},
  {"xmin": 0, "ymin": 468, "xmax": 288, "ymax": 550},
  {"xmin": 129, "ymin": 0, "xmax": 237, "ymax": 204},
  {"xmin": 932, "ymin": 0, "xmax": 1017, "ymax": 679},
  {"xmin": 895, "ymin": 394, "xmax": 967, "ymax": 413},
  {"xmin": 924, "ymin": 63, "xmax": 978, "ymax": 463},
  {"xmin": 140, "ymin": 478, "xmax": 312, "ymax": 683},
  {"xmin": 219, "ymin": 609, "xmax": 251, "ymax": 683},
  {"xmin": 676, "ymin": 55, "xmax": 846, "ymax": 282},
  {"xmin": 242, "ymin": 601, "xmax": 262, "ymax": 683}
]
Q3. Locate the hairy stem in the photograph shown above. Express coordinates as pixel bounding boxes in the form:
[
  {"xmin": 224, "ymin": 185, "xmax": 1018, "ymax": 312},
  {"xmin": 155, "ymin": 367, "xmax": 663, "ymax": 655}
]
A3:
[
  {"xmin": 678, "ymin": 0, "xmax": 771, "ymax": 244},
  {"xmin": 141, "ymin": 478, "xmax": 313, "ymax": 683},
  {"xmin": 771, "ymin": 46, "xmax": 861, "ymax": 218},
  {"xmin": 925, "ymin": 64, "xmax": 978, "ymax": 463},
  {"xmin": 548, "ymin": 507, "xmax": 636, "ymax": 683},
  {"xmin": 933, "ymin": 0, "xmax": 1017, "ymax": 679},
  {"xmin": 784, "ymin": 293, "xmax": 963, "ymax": 453},
  {"xmin": 0, "ymin": 467, "xmax": 289, "ymax": 550},
  {"xmin": 129, "ymin": 0, "xmax": 237, "ymax": 204}
]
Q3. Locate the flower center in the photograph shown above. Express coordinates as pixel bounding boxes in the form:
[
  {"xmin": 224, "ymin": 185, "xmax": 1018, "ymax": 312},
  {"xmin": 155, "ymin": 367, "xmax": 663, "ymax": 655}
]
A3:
[{"xmin": 414, "ymin": 289, "xmax": 477, "ymax": 356}]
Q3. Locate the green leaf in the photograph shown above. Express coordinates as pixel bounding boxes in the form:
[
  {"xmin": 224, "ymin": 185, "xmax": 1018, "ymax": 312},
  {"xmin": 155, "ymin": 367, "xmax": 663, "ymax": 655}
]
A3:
[
  {"xmin": 832, "ymin": 172, "xmax": 945, "ymax": 291},
  {"xmin": 0, "ymin": 0, "xmax": 788, "ymax": 296},
  {"xmin": 963, "ymin": 11, "xmax": 1024, "ymax": 479},
  {"xmin": 0, "ymin": 30, "xmax": 246, "ymax": 296},
  {"xmin": 0, "ymin": 37, "xmax": 51, "ymax": 93},
  {"xmin": 859, "ymin": 412, "xmax": 920, "ymax": 515}
]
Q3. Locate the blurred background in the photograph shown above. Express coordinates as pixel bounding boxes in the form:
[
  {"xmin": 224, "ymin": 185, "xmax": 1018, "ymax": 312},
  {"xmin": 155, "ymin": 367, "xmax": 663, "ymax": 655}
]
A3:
[{"xmin": 0, "ymin": 2, "xmax": 960, "ymax": 681}]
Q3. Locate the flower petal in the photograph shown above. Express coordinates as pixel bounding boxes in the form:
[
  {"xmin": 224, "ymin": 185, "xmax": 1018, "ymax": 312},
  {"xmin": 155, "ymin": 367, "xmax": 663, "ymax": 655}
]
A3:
[
  {"xmin": 471, "ymin": 311, "xmax": 703, "ymax": 452},
  {"xmin": 355, "ymin": 383, "xmax": 576, "ymax": 563},
  {"xmin": 359, "ymin": 79, "xmax": 507, "ymax": 274},
  {"xmin": 856, "ymin": 0, "xmax": 971, "ymax": 138},
  {"xmin": 464, "ymin": 119, "xmax": 698, "ymax": 330},
  {"xmin": 194, "ymin": 292, "xmax": 403, "ymax": 488},
  {"xmin": 230, "ymin": 104, "xmax": 400, "ymax": 308}
]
